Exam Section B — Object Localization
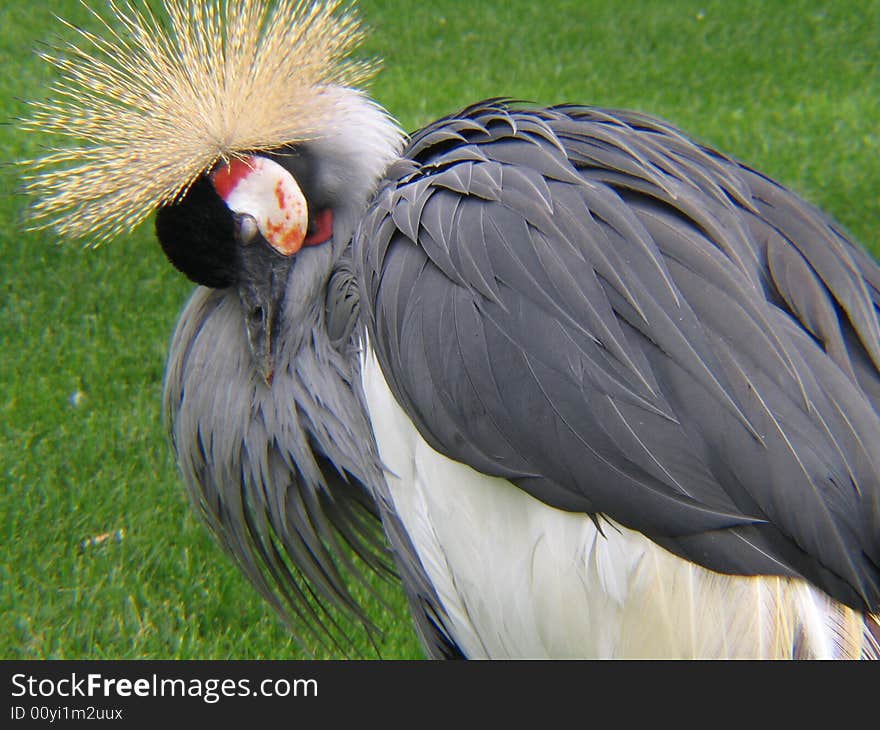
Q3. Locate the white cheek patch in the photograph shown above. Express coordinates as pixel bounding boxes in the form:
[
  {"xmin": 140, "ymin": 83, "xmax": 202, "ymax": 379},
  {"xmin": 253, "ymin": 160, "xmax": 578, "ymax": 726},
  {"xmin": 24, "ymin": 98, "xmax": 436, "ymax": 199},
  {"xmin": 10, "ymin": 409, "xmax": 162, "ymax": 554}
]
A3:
[{"xmin": 211, "ymin": 155, "xmax": 308, "ymax": 255}]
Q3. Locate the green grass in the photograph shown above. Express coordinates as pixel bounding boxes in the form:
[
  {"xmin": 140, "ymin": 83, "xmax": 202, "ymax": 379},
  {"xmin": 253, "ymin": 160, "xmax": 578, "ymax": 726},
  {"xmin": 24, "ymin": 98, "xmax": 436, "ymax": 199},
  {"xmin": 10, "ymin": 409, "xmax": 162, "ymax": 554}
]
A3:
[{"xmin": 1, "ymin": 0, "xmax": 878, "ymax": 659}]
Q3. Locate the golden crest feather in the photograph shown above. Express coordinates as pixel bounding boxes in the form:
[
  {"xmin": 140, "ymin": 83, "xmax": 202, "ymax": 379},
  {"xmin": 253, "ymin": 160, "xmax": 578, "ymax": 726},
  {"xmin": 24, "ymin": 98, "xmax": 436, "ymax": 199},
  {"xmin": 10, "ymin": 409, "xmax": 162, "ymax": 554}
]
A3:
[{"xmin": 20, "ymin": 0, "xmax": 378, "ymax": 244}]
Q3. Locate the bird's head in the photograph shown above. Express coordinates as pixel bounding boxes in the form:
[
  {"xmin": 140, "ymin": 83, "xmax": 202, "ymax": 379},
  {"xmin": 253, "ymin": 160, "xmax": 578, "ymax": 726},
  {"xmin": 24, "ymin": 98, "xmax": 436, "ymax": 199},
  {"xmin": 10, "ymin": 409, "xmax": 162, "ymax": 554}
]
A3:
[
  {"xmin": 155, "ymin": 154, "xmax": 310, "ymax": 384},
  {"xmin": 21, "ymin": 0, "xmax": 404, "ymax": 383}
]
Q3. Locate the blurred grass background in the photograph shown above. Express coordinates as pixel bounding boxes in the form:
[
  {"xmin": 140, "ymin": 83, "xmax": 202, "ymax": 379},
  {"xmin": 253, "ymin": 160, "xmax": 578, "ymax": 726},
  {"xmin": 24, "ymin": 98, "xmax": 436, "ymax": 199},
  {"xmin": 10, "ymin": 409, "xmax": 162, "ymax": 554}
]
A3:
[{"xmin": 1, "ymin": 0, "xmax": 878, "ymax": 659}]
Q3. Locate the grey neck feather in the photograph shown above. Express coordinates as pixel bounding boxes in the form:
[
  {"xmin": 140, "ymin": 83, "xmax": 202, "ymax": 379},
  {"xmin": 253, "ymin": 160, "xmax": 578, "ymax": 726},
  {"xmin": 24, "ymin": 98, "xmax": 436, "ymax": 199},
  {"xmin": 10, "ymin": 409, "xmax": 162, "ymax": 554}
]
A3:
[{"xmin": 162, "ymin": 244, "xmax": 391, "ymax": 652}]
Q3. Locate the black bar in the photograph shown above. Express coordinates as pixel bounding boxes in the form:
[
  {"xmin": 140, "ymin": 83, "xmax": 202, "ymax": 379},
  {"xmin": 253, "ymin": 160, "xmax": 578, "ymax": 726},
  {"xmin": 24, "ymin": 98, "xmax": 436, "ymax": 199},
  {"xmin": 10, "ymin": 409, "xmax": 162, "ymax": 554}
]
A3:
[{"xmin": 0, "ymin": 659, "xmax": 873, "ymax": 725}]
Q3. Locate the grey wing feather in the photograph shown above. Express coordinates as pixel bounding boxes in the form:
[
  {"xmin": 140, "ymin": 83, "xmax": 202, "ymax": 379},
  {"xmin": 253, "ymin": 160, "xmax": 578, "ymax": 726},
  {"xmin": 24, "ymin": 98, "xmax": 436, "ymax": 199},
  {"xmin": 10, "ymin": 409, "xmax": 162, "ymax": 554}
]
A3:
[{"xmin": 355, "ymin": 100, "xmax": 880, "ymax": 612}]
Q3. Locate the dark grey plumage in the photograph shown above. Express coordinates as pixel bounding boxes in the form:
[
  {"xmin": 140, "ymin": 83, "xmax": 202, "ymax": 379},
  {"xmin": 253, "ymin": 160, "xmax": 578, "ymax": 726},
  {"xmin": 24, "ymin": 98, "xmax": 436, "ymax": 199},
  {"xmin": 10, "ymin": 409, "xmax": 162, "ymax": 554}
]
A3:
[{"xmin": 356, "ymin": 100, "xmax": 880, "ymax": 616}]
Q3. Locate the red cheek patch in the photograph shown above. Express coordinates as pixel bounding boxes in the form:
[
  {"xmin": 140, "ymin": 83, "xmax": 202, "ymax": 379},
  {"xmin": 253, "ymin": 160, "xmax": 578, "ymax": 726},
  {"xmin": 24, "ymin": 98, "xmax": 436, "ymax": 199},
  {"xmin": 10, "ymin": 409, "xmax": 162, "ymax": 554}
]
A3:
[
  {"xmin": 303, "ymin": 208, "xmax": 334, "ymax": 247},
  {"xmin": 211, "ymin": 158, "xmax": 252, "ymax": 200}
]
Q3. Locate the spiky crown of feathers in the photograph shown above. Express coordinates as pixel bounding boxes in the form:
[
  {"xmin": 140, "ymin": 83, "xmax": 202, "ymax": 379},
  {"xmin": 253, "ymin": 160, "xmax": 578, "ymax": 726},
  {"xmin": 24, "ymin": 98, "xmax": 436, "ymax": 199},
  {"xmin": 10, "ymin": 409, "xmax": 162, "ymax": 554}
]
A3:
[{"xmin": 21, "ymin": 0, "xmax": 378, "ymax": 244}]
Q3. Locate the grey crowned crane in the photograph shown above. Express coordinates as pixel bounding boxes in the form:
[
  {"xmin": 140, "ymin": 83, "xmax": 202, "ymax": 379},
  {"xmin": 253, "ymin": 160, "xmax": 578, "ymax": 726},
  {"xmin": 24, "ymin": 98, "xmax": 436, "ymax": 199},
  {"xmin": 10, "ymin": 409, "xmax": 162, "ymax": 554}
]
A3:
[{"xmin": 22, "ymin": 0, "xmax": 880, "ymax": 659}]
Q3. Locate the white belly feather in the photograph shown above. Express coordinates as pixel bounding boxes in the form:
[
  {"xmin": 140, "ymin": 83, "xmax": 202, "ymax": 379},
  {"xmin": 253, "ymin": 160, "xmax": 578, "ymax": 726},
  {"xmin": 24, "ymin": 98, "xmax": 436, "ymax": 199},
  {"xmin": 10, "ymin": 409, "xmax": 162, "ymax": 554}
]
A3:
[{"xmin": 361, "ymin": 348, "xmax": 872, "ymax": 659}]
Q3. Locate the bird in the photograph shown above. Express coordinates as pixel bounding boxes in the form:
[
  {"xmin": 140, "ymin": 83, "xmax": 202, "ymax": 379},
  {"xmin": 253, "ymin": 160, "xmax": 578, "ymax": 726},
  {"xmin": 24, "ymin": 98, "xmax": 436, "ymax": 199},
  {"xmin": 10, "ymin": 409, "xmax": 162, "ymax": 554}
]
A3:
[{"xmin": 21, "ymin": 0, "xmax": 880, "ymax": 658}]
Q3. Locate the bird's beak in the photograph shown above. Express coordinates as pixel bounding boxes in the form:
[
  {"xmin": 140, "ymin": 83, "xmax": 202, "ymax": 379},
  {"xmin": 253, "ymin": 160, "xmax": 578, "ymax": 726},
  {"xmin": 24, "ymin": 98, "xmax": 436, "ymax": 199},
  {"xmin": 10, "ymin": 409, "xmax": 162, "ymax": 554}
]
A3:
[
  {"xmin": 237, "ymin": 239, "xmax": 294, "ymax": 386},
  {"xmin": 211, "ymin": 155, "xmax": 308, "ymax": 386}
]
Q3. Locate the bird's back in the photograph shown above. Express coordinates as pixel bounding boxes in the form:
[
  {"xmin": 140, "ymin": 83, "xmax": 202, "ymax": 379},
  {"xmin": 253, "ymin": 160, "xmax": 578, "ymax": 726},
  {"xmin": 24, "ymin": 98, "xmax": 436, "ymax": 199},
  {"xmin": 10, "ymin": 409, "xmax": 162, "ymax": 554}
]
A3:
[{"xmin": 356, "ymin": 100, "xmax": 880, "ymax": 657}]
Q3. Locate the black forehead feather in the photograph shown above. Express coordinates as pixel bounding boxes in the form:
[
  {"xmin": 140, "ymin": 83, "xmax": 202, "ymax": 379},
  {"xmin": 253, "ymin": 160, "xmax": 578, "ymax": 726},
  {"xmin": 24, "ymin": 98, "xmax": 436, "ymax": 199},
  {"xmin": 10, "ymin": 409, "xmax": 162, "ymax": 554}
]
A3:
[{"xmin": 155, "ymin": 175, "xmax": 238, "ymax": 289}]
